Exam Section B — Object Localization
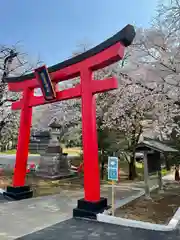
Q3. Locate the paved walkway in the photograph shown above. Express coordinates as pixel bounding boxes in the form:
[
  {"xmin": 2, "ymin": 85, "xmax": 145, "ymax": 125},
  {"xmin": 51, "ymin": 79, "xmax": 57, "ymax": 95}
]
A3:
[
  {"xmin": 162, "ymin": 173, "xmax": 174, "ymax": 181},
  {"xmin": 17, "ymin": 218, "xmax": 179, "ymax": 240},
  {"xmin": 0, "ymin": 186, "xmax": 140, "ymax": 239},
  {"xmin": 0, "ymin": 154, "xmax": 76, "ymax": 167},
  {"xmin": 0, "ymin": 155, "xmax": 40, "ymax": 167}
]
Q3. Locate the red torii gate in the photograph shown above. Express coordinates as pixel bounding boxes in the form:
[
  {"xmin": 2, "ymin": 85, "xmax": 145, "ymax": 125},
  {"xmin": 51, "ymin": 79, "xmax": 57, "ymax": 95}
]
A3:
[{"xmin": 5, "ymin": 25, "xmax": 135, "ymax": 218}]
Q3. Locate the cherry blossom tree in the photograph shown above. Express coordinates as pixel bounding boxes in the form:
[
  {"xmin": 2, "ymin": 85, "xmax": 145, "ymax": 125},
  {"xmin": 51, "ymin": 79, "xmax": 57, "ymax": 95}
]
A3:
[
  {"xmin": 0, "ymin": 44, "xmax": 40, "ymax": 150},
  {"xmin": 102, "ymin": 81, "xmax": 177, "ymax": 178},
  {"xmin": 124, "ymin": 22, "xmax": 180, "ymax": 107},
  {"xmin": 156, "ymin": 0, "xmax": 180, "ymax": 36}
]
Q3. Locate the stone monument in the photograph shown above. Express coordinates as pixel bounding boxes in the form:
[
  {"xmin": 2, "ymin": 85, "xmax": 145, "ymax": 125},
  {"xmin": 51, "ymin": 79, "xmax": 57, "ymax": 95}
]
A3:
[
  {"xmin": 36, "ymin": 119, "xmax": 72, "ymax": 179},
  {"xmin": 29, "ymin": 130, "xmax": 51, "ymax": 154}
]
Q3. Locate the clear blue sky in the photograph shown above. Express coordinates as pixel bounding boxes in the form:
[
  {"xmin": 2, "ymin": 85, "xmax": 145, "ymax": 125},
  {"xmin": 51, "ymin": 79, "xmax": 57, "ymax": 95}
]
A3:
[{"xmin": 0, "ymin": 0, "xmax": 158, "ymax": 66}]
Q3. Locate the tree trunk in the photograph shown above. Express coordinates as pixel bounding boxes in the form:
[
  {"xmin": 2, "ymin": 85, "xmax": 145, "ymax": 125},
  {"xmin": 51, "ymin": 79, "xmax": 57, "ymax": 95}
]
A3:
[
  {"xmin": 127, "ymin": 126, "xmax": 142, "ymax": 180},
  {"xmin": 100, "ymin": 150, "xmax": 107, "ymax": 180},
  {"xmin": 128, "ymin": 156, "xmax": 137, "ymax": 180},
  {"xmin": 101, "ymin": 161, "xmax": 105, "ymax": 180}
]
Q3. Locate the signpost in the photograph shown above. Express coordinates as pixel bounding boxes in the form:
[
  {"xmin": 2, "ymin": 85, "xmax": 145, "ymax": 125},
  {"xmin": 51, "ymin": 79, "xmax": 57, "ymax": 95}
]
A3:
[{"xmin": 108, "ymin": 156, "xmax": 118, "ymax": 216}]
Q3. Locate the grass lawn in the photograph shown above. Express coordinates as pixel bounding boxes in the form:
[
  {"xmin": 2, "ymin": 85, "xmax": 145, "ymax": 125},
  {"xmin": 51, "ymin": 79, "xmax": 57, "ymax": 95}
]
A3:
[
  {"xmin": 161, "ymin": 168, "xmax": 170, "ymax": 176},
  {"xmin": 0, "ymin": 149, "xmax": 40, "ymax": 155},
  {"xmin": 63, "ymin": 147, "xmax": 82, "ymax": 156},
  {"xmin": 0, "ymin": 149, "xmax": 17, "ymax": 154}
]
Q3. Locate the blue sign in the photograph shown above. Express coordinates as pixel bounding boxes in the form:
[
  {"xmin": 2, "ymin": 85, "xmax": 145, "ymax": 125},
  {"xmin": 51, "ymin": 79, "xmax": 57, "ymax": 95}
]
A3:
[
  {"xmin": 108, "ymin": 157, "xmax": 118, "ymax": 181},
  {"xmin": 34, "ymin": 65, "xmax": 56, "ymax": 101}
]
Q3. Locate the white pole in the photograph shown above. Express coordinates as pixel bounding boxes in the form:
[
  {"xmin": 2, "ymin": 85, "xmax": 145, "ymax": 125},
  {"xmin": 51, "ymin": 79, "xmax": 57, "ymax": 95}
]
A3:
[{"xmin": 112, "ymin": 180, "xmax": 115, "ymax": 216}]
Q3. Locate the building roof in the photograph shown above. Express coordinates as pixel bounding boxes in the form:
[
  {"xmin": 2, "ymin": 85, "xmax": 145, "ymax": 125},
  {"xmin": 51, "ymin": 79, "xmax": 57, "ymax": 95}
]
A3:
[
  {"xmin": 48, "ymin": 119, "xmax": 61, "ymax": 129},
  {"xmin": 136, "ymin": 139, "xmax": 178, "ymax": 153}
]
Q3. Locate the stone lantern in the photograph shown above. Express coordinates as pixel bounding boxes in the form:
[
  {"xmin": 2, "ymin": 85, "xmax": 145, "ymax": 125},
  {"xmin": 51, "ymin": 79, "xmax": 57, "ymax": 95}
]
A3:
[
  {"xmin": 36, "ymin": 119, "xmax": 72, "ymax": 179},
  {"xmin": 48, "ymin": 120, "xmax": 63, "ymax": 154}
]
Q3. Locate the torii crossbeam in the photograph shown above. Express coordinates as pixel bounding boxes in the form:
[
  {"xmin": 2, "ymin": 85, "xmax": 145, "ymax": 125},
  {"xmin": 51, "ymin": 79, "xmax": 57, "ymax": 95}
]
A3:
[{"xmin": 5, "ymin": 24, "xmax": 135, "ymax": 218}]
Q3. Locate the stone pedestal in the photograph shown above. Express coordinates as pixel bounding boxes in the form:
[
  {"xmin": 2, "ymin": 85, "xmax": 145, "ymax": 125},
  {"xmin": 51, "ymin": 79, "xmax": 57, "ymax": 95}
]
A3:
[
  {"xmin": 36, "ymin": 120, "xmax": 72, "ymax": 179},
  {"xmin": 36, "ymin": 153, "xmax": 72, "ymax": 179}
]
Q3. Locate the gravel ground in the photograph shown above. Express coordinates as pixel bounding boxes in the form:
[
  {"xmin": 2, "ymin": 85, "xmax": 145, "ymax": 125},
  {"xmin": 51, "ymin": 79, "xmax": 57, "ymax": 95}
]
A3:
[{"xmin": 115, "ymin": 182, "xmax": 180, "ymax": 224}]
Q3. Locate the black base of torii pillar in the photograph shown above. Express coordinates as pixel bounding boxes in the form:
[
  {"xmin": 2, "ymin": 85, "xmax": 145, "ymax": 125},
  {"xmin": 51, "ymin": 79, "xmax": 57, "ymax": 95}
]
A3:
[
  {"xmin": 3, "ymin": 186, "xmax": 33, "ymax": 200},
  {"xmin": 73, "ymin": 198, "xmax": 109, "ymax": 219}
]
